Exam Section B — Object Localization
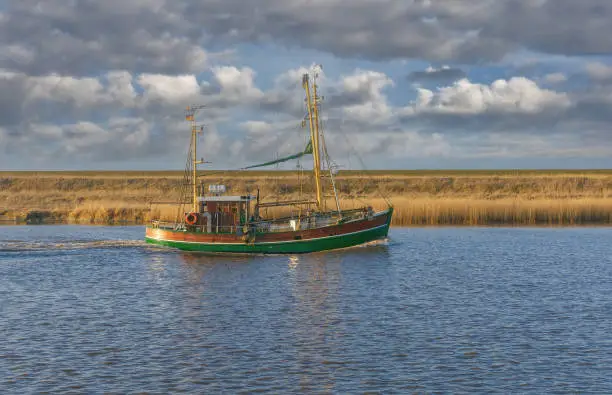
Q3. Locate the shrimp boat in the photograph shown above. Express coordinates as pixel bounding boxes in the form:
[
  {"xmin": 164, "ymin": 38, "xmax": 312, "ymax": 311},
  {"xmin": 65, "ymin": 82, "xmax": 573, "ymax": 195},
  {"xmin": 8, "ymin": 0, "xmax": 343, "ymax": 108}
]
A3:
[{"xmin": 145, "ymin": 67, "xmax": 393, "ymax": 254}]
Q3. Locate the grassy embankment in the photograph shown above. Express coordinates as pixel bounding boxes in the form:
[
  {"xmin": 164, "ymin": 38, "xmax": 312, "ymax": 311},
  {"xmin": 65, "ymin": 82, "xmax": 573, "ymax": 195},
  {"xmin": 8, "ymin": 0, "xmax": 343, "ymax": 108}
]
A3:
[{"xmin": 2, "ymin": 169, "xmax": 612, "ymax": 226}]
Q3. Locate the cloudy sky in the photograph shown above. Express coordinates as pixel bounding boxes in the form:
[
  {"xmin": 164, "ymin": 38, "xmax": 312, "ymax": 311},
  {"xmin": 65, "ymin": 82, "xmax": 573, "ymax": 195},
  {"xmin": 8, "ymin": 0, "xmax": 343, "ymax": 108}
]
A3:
[{"xmin": 1, "ymin": 0, "xmax": 612, "ymax": 170}]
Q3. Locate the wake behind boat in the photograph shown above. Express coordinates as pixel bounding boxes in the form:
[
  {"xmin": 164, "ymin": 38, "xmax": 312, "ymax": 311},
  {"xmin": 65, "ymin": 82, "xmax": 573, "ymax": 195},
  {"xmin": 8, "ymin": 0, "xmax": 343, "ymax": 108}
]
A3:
[{"xmin": 145, "ymin": 66, "xmax": 393, "ymax": 253}]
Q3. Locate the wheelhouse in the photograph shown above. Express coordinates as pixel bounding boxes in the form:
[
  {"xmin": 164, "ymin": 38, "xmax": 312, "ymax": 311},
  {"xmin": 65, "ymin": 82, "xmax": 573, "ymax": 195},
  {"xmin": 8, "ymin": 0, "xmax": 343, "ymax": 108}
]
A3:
[{"xmin": 194, "ymin": 195, "xmax": 256, "ymax": 233}]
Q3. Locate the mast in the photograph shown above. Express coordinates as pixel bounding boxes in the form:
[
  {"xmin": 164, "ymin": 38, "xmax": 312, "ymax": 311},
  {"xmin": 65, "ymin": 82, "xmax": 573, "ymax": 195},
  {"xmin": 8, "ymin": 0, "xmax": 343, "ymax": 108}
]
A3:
[
  {"xmin": 312, "ymin": 67, "xmax": 332, "ymax": 212},
  {"xmin": 302, "ymin": 73, "xmax": 323, "ymax": 210},
  {"xmin": 310, "ymin": 67, "xmax": 342, "ymax": 215},
  {"xmin": 186, "ymin": 105, "xmax": 206, "ymax": 213}
]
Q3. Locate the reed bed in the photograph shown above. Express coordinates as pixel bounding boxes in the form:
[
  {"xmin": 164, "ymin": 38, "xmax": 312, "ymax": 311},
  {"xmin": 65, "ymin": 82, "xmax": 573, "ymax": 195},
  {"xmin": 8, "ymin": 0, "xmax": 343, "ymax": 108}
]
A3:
[
  {"xmin": 2, "ymin": 171, "xmax": 612, "ymax": 225},
  {"xmin": 368, "ymin": 197, "xmax": 612, "ymax": 226}
]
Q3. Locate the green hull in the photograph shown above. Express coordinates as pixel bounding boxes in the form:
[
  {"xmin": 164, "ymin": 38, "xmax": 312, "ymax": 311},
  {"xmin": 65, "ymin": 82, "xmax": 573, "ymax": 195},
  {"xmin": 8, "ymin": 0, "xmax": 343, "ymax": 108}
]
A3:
[{"xmin": 145, "ymin": 215, "xmax": 391, "ymax": 254}]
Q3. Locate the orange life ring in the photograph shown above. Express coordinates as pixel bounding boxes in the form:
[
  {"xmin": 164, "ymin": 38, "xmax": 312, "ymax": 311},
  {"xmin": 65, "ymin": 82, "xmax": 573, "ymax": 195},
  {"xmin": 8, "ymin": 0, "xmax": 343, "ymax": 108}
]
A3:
[{"xmin": 185, "ymin": 212, "xmax": 198, "ymax": 225}]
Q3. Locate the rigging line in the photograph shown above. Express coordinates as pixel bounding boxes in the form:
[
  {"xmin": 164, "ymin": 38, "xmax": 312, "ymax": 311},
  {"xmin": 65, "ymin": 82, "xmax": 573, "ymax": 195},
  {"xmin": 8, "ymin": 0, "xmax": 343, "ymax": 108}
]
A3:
[
  {"xmin": 271, "ymin": 123, "xmax": 298, "ymax": 200},
  {"xmin": 297, "ymin": 124, "xmax": 310, "ymax": 218},
  {"xmin": 317, "ymin": 103, "xmax": 342, "ymax": 216},
  {"xmin": 176, "ymin": 137, "xmax": 194, "ymax": 224},
  {"xmin": 237, "ymin": 121, "xmax": 310, "ymax": 171},
  {"xmin": 337, "ymin": 121, "xmax": 393, "ymax": 208}
]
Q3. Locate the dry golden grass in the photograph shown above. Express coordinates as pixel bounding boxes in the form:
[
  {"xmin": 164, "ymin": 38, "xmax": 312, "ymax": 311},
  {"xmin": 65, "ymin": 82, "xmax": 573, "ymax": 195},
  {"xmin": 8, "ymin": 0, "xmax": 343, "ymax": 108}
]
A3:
[
  {"xmin": 370, "ymin": 197, "xmax": 612, "ymax": 226},
  {"xmin": 2, "ymin": 170, "xmax": 612, "ymax": 225}
]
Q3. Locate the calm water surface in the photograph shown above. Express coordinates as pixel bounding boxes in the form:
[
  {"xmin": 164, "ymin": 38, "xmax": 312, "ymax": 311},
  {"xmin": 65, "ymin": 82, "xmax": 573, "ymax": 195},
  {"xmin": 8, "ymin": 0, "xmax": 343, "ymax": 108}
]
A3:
[{"xmin": 1, "ymin": 226, "xmax": 612, "ymax": 393}]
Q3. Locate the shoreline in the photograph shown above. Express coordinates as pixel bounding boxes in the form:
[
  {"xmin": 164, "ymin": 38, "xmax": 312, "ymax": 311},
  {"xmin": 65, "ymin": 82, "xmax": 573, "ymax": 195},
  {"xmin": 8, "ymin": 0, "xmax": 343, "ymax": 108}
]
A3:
[
  {"xmin": 3, "ymin": 212, "xmax": 612, "ymax": 227},
  {"xmin": 2, "ymin": 221, "xmax": 612, "ymax": 229},
  {"xmin": 3, "ymin": 170, "xmax": 612, "ymax": 227}
]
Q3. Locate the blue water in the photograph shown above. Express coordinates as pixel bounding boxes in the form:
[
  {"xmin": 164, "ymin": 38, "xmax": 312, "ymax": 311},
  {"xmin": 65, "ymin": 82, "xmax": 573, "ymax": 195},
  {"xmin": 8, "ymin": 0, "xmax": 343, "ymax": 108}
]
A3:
[{"xmin": 1, "ymin": 226, "xmax": 612, "ymax": 393}]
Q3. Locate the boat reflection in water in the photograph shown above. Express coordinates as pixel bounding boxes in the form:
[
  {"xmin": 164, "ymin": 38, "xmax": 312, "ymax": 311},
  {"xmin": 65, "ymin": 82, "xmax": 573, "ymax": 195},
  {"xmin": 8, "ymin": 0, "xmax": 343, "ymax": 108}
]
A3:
[{"xmin": 142, "ymin": 242, "xmax": 391, "ymax": 392}]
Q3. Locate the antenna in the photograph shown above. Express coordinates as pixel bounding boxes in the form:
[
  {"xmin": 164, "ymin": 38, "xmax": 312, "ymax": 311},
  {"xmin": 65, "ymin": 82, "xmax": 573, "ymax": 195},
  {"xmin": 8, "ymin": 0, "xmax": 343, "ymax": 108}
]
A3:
[{"xmin": 186, "ymin": 104, "xmax": 206, "ymax": 213}]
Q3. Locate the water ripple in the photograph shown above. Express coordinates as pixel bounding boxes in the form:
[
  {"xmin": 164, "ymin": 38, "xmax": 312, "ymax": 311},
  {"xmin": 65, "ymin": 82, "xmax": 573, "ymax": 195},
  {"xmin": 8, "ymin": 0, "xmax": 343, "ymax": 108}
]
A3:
[
  {"xmin": 0, "ymin": 239, "xmax": 148, "ymax": 252},
  {"xmin": 1, "ymin": 226, "xmax": 612, "ymax": 393}
]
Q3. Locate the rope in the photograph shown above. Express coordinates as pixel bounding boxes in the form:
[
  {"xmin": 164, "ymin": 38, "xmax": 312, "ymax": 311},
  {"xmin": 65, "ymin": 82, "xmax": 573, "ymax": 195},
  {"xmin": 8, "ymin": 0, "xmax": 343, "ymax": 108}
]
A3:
[{"xmin": 337, "ymin": 123, "xmax": 393, "ymax": 208}]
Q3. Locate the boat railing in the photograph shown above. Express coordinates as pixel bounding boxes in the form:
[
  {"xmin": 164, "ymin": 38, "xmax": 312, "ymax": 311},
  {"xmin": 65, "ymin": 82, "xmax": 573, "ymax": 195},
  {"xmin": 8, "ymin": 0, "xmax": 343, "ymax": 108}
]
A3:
[
  {"xmin": 151, "ymin": 221, "xmax": 296, "ymax": 234},
  {"xmin": 150, "ymin": 207, "xmax": 372, "ymax": 234},
  {"xmin": 152, "ymin": 220, "xmax": 245, "ymax": 234},
  {"xmin": 151, "ymin": 220, "xmax": 186, "ymax": 231}
]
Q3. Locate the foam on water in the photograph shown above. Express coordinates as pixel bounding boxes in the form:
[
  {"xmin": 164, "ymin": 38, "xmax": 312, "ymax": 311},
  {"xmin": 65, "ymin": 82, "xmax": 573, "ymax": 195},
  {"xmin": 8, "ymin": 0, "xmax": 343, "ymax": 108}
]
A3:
[{"xmin": 0, "ymin": 239, "xmax": 149, "ymax": 252}]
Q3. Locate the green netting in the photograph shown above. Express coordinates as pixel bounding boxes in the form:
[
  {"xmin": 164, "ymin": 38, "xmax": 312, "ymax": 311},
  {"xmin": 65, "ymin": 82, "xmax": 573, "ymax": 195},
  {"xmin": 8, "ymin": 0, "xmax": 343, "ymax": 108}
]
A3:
[{"xmin": 242, "ymin": 140, "xmax": 313, "ymax": 170}]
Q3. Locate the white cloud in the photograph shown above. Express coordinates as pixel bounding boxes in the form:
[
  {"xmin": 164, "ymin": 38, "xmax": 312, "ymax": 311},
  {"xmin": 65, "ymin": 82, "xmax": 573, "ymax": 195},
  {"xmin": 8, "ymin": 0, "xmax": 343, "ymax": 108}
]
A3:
[
  {"xmin": 137, "ymin": 33, "xmax": 208, "ymax": 73},
  {"xmin": 97, "ymin": 0, "xmax": 166, "ymax": 15},
  {"xmin": 1, "ymin": 61, "xmax": 611, "ymax": 169},
  {"xmin": 212, "ymin": 66, "xmax": 263, "ymax": 102},
  {"xmin": 59, "ymin": 122, "xmax": 110, "ymax": 154},
  {"xmin": 406, "ymin": 65, "xmax": 467, "ymax": 84},
  {"xmin": 200, "ymin": 125, "xmax": 224, "ymax": 160},
  {"xmin": 2, "ymin": 0, "xmax": 612, "ymax": 81},
  {"xmin": 229, "ymin": 140, "xmax": 244, "ymax": 157},
  {"xmin": 586, "ymin": 62, "xmax": 612, "ymax": 82},
  {"xmin": 458, "ymin": 132, "xmax": 612, "ymax": 159},
  {"xmin": 355, "ymin": 130, "xmax": 452, "ymax": 158},
  {"xmin": 404, "ymin": 77, "xmax": 570, "ymax": 115},
  {"xmin": 2, "ymin": 0, "xmax": 612, "ymax": 169},
  {"xmin": 1, "ymin": 68, "xmax": 265, "ymax": 116},
  {"xmin": 1, "ymin": 70, "xmax": 137, "ymax": 111},
  {"xmin": 106, "ymin": 71, "xmax": 137, "ymax": 106},
  {"xmin": 108, "ymin": 117, "xmax": 151, "ymax": 147},
  {"xmin": 260, "ymin": 65, "xmax": 326, "ymax": 115},
  {"xmin": 340, "ymin": 70, "xmax": 394, "ymax": 123},
  {"xmin": 544, "ymin": 72, "xmax": 567, "ymax": 84},
  {"xmin": 137, "ymin": 73, "xmax": 201, "ymax": 104},
  {"xmin": 26, "ymin": 74, "xmax": 107, "ymax": 107},
  {"xmin": 1, "ymin": 44, "xmax": 36, "ymax": 66},
  {"xmin": 238, "ymin": 119, "xmax": 308, "ymax": 159},
  {"xmin": 240, "ymin": 120, "xmax": 273, "ymax": 135},
  {"xmin": 274, "ymin": 66, "xmax": 316, "ymax": 88}
]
